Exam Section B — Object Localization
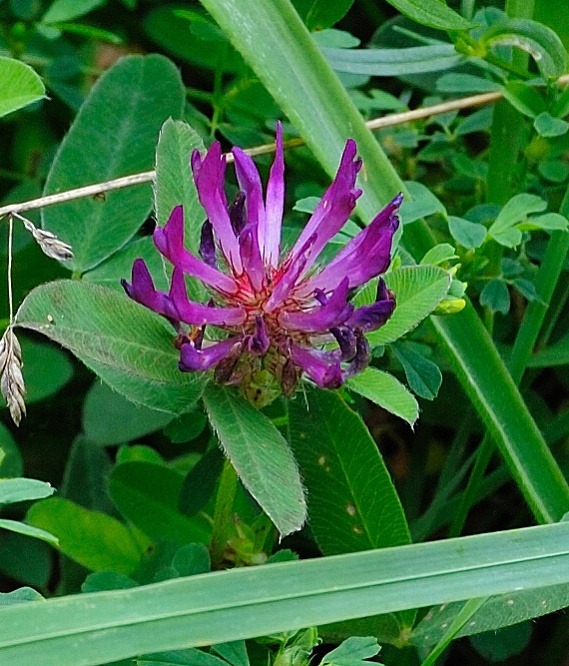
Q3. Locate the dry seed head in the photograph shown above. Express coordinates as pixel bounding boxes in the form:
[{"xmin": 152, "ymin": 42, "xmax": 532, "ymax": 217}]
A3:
[
  {"xmin": 17, "ymin": 214, "xmax": 73, "ymax": 261},
  {"xmin": 0, "ymin": 328, "xmax": 26, "ymax": 426}
]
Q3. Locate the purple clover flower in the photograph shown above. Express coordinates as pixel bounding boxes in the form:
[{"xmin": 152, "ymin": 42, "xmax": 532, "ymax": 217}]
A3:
[{"xmin": 123, "ymin": 124, "xmax": 401, "ymax": 406}]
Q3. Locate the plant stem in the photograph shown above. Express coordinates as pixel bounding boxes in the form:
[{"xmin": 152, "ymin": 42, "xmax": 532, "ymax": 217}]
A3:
[{"xmin": 209, "ymin": 458, "xmax": 239, "ymax": 567}]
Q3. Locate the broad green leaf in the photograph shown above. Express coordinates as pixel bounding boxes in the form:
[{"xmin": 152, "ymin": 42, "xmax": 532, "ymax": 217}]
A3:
[
  {"xmin": 399, "ymin": 181, "xmax": 446, "ymax": 225},
  {"xmin": 0, "ymin": 57, "xmax": 45, "ymax": 118},
  {"xmin": 0, "ymin": 424, "xmax": 22, "ymax": 477},
  {"xmin": 363, "ymin": 266, "xmax": 451, "ymax": 347},
  {"xmin": 2, "ymin": 523, "xmax": 569, "ymax": 665},
  {"xmin": 483, "ymin": 18, "xmax": 567, "ymax": 80},
  {"xmin": 82, "ymin": 572, "xmax": 138, "ymax": 594},
  {"xmin": 83, "ymin": 381, "xmax": 173, "ymax": 446},
  {"xmin": 384, "ymin": 0, "xmax": 473, "ymax": 30},
  {"xmin": 0, "ymin": 519, "xmax": 58, "ymax": 546},
  {"xmin": 436, "ymin": 73, "xmax": 502, "ymax": 94},
  {"xmin": 322, "ymin": 637, "xmax": 381, "ymax": 666},
  {"xmin": 520, "ymin": 212, "xmax": 569, "ymax": 232},
  {"xmin": 420, "ymin": 243, "xmax": 456, "ymax": 266},
  {"xmin": 534, "ymin": 112, "xmax": 569, "ymax": 137},
  {"xmin": 501, "ymin": 81, "xmax": 546, "ymax": 119},
  {"xmin": 538, "ymin": 160, "xmax": 569, "ymax": 183},
  {"xmin": 15, "ymin": 281, "xmax": 206, "ymax": 414},
  {"xmin": 203, "ymin": 385, "xmax": 306, "ymax": 538},
  {"xmin": 0, "ymin": 478, "xmax": 54, "ymax": 505},
  {"xmin": 42, "ymin": 54, "xmax": 185, "ymax": 271},
  {"xmin": 287, "ymin": 390, "xmax": 410, "ymax": 555},
  {"xmin": 83, "ymin": 236, "xmax": 169, "ymax": 293},
  {"xmin": 322, "ymin": 43, "xmax": 463, "ymax": 76},
  {"xmin": 108, "ymin": 462, "xmax": 211, "ymax": 545},
  {"xmin": 42, "ymin": 0, "xmax": 104, "ymax": 23},
  {"xmin": 412, "ymin": 583, "xmax": 569, "ymax": 647},
  {"xmin": 211, "ymin": 641, "xmax": 249, "ymax": 666},
  {"xmin": 347, "ymin": 367, "xmax": 418, "ymax": 426},
  {"xmin": 200, "ymin": 0, "xmax": 569, "ymax": 523},
  {"xmin": 469, "ymin": 623, "xmax": 531, "ymax": 661},
  {"xmin": 480, "ymin": 279, "xmax": 510, "ymax": 315},
  {"xmin": 154, "ymin": 119, "xmax": 206, "ymax": 254},
  {"xmin": 488, "ymin": 193, "xmax": 547, "ymax": 245},
  {"xmin": 448, "ymin": 216, "xmax": 487, "ymax": 249},
  {"xmin": 20, "ymin": 338, "xmax": 74, "ymax": 404},
  {"xmin": 391, "ymin": 341, "xmax": 442, "ymax": 400},
  {"xmin": 26, "ymin": 497, "xmax": 143, "ymax": 573},
  {"xmin": 304, "ymin": 0, "xmax": 355, "ymax": 31},
  {"xmin": 138, "ymin": 649, "xmax": 229, "ymax": 666},
  {"xmin": 0, "ymin": 588, "xmax": 45, "ymax": 607}
]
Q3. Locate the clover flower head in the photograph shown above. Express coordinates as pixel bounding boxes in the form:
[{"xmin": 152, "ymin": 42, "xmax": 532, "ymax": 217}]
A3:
[{"xmin": 123, "ymin": 124, "xmax": 401, "ymax": 407}]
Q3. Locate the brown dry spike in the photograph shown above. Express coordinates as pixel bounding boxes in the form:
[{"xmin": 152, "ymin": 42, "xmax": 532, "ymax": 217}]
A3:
[
  {"xmin": 0, "ymin": 328, "xmax": 26, "ymax": 426},
  {"xmin": 16, "ymin": 214, "xmax": 73, "ymax": 261}
]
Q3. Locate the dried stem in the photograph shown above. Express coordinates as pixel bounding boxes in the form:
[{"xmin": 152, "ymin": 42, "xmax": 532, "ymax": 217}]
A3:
[{"xmin": 2, "ymin": 77, "xmax": 568, "ymax": 220}]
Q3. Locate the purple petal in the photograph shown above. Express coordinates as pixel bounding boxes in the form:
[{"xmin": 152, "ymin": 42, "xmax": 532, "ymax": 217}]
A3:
[
  {"xmin": 199, "ymin": 220, "xmax": 216, "ymax": 268},
  {"xmin": 122, "ymin": 259, "xmax": 179, "ymax": 321},
  {"xmin": 246, "ymin": 316, "xmax": 270, "ymax": 355},
  {"xmin": 343, "ymin": 331, "xmax": 370, "ymax": 379},
  {"xmin": 191, "ymin": 143, "xmax": 242, "ymax": 272},
  {"xmin": 239, "ymin": 223, "xmax": 265, "ymax": 292},
  {"xmin": 299, "ymin": 193, "xmax": 401, "ymax": 295},
  {"xmin": 179, "ymin": 336, "xmax": 242, "ymax": 372},
  {"xmin": 154, "ymin": 206, "xmax": 238, "ymax": 296},
  {"xmin": 232, "ymin": 146, "xmax": 266, "ymax": 238},
  {"xmin": 264, "ymin": 234, "xmax": 316, "ymax": 311},
  {"xmin": 330, "ymin": 326, "xmax": 357, "ymax": 361},
  {"xmin": 347, "ymin": 279, "xmax": 395, "ymax": 332},
  {"xmin": 169, "ymin": 268, "xmax": 245, "ymax": 327},
  {"xmin": 280, "ymin": 277, "xmax": 353, "ymax": 332},
  {"xmin": 290, "ymin": 344, "xmax": 344, "ymax": 389},
  {"xmin": 264, "ymin": 122, "xmax": 284, "ymax": 268},
  {"xmin": 288, "ymin": 139, "xmax": 362, "ymax": 273}
]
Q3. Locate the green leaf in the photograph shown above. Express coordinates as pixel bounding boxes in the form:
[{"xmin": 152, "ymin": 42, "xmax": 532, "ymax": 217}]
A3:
[
  {"xmin": 483, "ymin": 19, "xmax": 568, "ymax": 80},
  {"xmin": 304, "ymin": 0, "xmax": 355, "ymax": 31},
  {"xmin": 347, "ymin": 367, "xmax": 418, "ymax": 426},
  {"xmin": 488, "ymin": 193, "xmax": 547, "ymax": 247},
  {"xmin": 108, "ymin": 462, "xmax": 211, "ymax": 545},
  {"xmin": 538, "ymin": 160, "xmax": 569, "ymax": 183},
  {"xmin": 322, "ymin": 43, "xmax": 463, "ymax": 76},
  {"xmin": 384, "ymin": 0, "xmax": 473, "ymax": 30},
  {"xmin": 399, "ymin": 181, "xmax": 446, "ymax": 225},
  {"xmin": 2, "ymin": 523, "xmax": 569, "ymax": 665},
  {"xmin": 203, "ymin": 385, "xmax": 306, "ymax": 538},
  {"xmin": 0, "ymin": 57, "xmax": 45, "ymax": 118},
  {"xmin": 0, "ymin": 478, "xmax": 55, "ymax": 505},
  {"xmin": 0, "ymin": 587, "xmax": 45, "ymax": 607},
  {"xmin": 81, "ymin": 571, "xmax": 139, "ymax": 594},
  {"xmin": 391, "ymin": 341, "xmax": 442, "ymax": 400},
  {"xmin": 321, "ymin": 637, "xmax": 381, "ymax": 666},
  {"xmin": 83, "ymin": 381, "xmax": 173, "ymax": 446},
  {"xmin": 154, "ymin": 119, "xmax": 206, "ymax": 255},
  {"xmin": 534, "ymin": 111, "xmax": 569, "ymax": 137},
  {"xmin": 420, "ymin": 243, "xmax": 457, "ymax": 266},
  {"xmin": 26, "ymin": 497, "xmax": 143, "ymax": 573},
  {"xmin": 42, "ymin": 55, "xmax": 185, "ymax": 272},
  {"xmin": 20, "ymin": 338, "xmax": 74, "ymax": 404},
  {"xmin": 42, "ymin": 0, "xmax": 105, "ymax": 23},
  {"xmin": 0, "ymin": 424, "xmax": 22, "ymax": 478},
  {"xmin": 436, "ymin": 73, "xmax": 502, "ymax": 94},
  {"xmin": 501, "ymin": 81, "xmax": 546, "ymax": 119},
  {"xmin": 480, "ymin": 279, "xmax": 510, "ymax": 315},
  {"xmin": 521, "ymin": 212, "xmax": 569, "ymax": 232},
  {"xmin": 469, "ymin": 623, "xmax": 531, "ymax": 661},
  {"xmin": 0, "ymin": 519, "xmax": 58, "ymax": 546},
  {"xmin": 15, "ymin": 281, "xmax": 206, "ymax": 414},
  {"xmin": 448, "ymin": 216, "xmax": 487, "ymax": 249},
  {"xmin": 363, "ymin": 266, "xmax": 451, "ymax": 347},
  {"xmin": 287, "ymin": 390, "xmax": 410, "ymax": 555}
]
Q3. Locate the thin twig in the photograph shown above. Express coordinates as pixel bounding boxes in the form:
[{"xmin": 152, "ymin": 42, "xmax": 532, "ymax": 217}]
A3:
[{"xmin": 1, "ymin": 74, "xmax": 568, "ymax": 219}]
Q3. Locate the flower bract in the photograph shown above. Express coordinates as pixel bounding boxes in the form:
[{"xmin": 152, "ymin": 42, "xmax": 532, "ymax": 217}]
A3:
[{"xmin": 123, "ymin": 124, "xmax": 401, "ymax": 407}]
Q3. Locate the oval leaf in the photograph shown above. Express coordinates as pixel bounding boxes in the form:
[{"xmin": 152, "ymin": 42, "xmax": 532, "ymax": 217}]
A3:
[
  {"xmin": 384, "ymin": 0, "xmax": 474, "ymax": 30},
  {"xmin": 364, "ymin": 266, "xmax": 451, "ymax": 346},
  {"xmin": 0, "ymin": 57, "xmax": 45, "ymax": 118},
  {"xmin": 347, "ymin": 367, "xmax": 418, "ymax": 426},
  {"xmin": 26, "ymin": 497, "xmax": 143, "ymax": 574},
  {"xmin": 15, "ymin": 280, "xmax": 206, "ymax": 414},
  {"xmin": 287, "ymin": 389, "xmax": 410, "ymax": 555},
  {"xmin": 42, "ymin": 54, "xmax": 185, "ymax": 271},
  {"xmin": 203, "ymin": 384, "xmax": 306, "ymax": 538},
  {"xmin": 0, "ymin": 478, "xmax": 55, "ymax": 505}
]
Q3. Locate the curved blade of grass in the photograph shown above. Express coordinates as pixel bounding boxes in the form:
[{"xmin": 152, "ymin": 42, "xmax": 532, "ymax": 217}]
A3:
[
  {"xmin": 199, "ymin": 0, "xmax": 569, "ymax": 522},
  {"xmin": 1, "ymin": 523, "xmax": 569, "ymax": 665}
]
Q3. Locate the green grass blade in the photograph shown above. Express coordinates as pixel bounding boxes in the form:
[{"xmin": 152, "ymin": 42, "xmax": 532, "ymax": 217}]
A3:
[{"xmin": 1, "ymin": 523, "xmax": 569, "ymax": 665}]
